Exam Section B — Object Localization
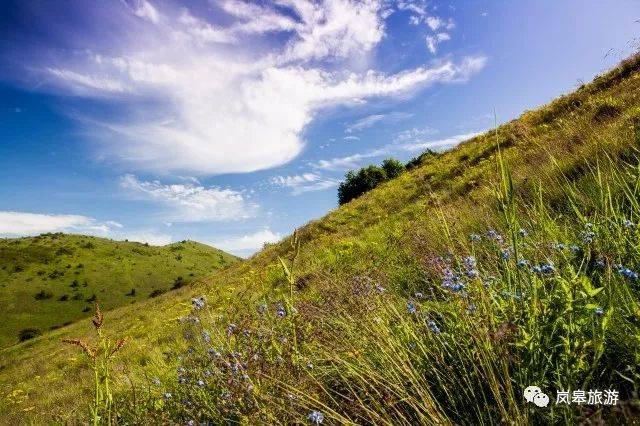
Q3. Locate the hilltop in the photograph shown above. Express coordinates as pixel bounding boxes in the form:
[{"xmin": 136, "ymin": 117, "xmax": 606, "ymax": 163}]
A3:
[
  {"xmin": 0, "ymin": 233, "xmax": 239, "ymax": 348},
  {"xmin": 1, "ymin": 55, "xmax": 640, "ymax": 423}
]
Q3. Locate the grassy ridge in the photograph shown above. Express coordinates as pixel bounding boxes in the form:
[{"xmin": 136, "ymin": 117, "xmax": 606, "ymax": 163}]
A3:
[
  {"xmin": 1, "ymin": 55, "xmax": 640, "ymax": 423},
  {"xmin": 0, "ymin": 233, "xmax": 239, "ymax": 349}
]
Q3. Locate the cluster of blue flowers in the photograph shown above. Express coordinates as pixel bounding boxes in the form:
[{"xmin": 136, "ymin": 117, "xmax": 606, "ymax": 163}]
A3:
[
  {"xmin": 614, "ymin": 264, "xmax": 639, "ymax": 281},
  {"xmin": 307, "ymin": 410, "xmax": 324, "ymax": 424},
  {"xmin": 191, "ymin": 296, "xmax": 206, "ymax": 310}
]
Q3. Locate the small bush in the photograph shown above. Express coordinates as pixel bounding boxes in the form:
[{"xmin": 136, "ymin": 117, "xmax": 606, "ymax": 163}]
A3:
[
  {"xmin": 171, "ymin": 276, "xmax": 185, "ymax": 290},
  {"xmin": 149, "ymin": 289, "xmax": 165, "ymax": 298},
  {"xmin": 592, "ymin": 97, "xmax": 622, "ymax": 122},
  {"xmin": 381, "ymin": 158, "xmax": 405, "ymax": 179},
  {"xmin": 34, "ymin": 290, "xmax": 53, "ymax": 300},
  {"xmin": 18, "ymin": 328, "xmax": 41, "ymax": 342},
  {"xmin": 58, "ymin": 294, "xmax": 69, "ymax": 301},
  {"xmin": 338, "ymin": 165, "xmax": 387, "ymax": 205}
]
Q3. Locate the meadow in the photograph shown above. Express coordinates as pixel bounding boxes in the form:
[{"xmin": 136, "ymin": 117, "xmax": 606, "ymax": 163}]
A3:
[{"xmin": 1, "ymin": 54, "xmax": 640, "ymax": 424}]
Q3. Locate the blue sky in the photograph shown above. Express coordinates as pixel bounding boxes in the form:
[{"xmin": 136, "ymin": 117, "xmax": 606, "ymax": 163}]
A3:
[{"xmin": 0, "ymin": 0, "xmax": 638, "ymax": 256}]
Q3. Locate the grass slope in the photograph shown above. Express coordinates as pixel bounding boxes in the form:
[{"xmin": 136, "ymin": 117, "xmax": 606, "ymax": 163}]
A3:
[
  {"xmin": 0, "ymin": 233, "xmax": 239, "ymax": 348},
  {"xmin": 1, "ymin": 55, "xmax": 640, "ymax": 423}
]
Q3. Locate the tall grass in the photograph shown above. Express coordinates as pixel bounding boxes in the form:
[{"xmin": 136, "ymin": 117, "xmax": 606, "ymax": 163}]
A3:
[{"xmin": 115, "ymin": 149, "xmax": 640, "ymax": 425}]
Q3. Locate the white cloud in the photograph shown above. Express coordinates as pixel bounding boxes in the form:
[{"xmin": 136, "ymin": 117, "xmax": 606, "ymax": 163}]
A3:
[
  {"xmin": 343, "ymin": 135, "xmax": 360, "ymax": 141},
  {"xmin": 271, "ymin": 172, "xmax": 339, "ymax": 194},
  {"xmin": 128, "ymin": 0, "xmax": 161, "ymax": 23},
  {"xmin": 277, "ymin": 0, "xmax": 385, "ymax": 63},
  {"xmin": 346, "ymin": 114, "xmax": 385, "ymax": 132},
  {"xmin": 122, "ymin": 231, "xmax": 172, "ymax": 246},
  {"xmin": 345, "ymin": 111, "xmax": 413, "ymax": 133},
  {"xmin": 120, "ymin": 174, "xmax": 257, "ymax": 222},
  {"xmin": 0, "ymin": 211, "xmax": 119, "ymax": 236},
  {"xmin": 426, "ymin": 32, "xmax": 451, "ymax": 54},
  {"xmin": 47, "ymin": 68, "xmax": 129, "ymax": 94},
  {"xmin": 178, "ymin": 9, "xmax": 236, "ymax": 43},
  {"xmin": 312, "ymin": 148, "xmax": 386, "ymax": 170},
  {"xmin": 212, "ymin": 228, "xmax": 282, "ymax": 255},
  {"xmin": 31, "ymin": 1, "xmax": 484, "ymax": 175},
  {"xmin": 426, "ymin": 16, "xmax": 442, "ymax": 31},
  {"xmin": 393, "ymin": 126, "xmax": 437, "ymax": 143}
]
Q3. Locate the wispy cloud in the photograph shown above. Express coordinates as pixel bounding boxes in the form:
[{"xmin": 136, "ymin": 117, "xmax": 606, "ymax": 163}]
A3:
[
  {"xmin": 345, "ymin": 111, "xmax": 413, "ymax": 133},
  {"xmin": 0, "ymin": 211, "xmax": 120, "ymax": 236},
  {"xmin": 121, "ymin": 231, "xmax": 172, "ymax": 246},
  {"xmin": 271, "ymin": 173, "xmax": 339, "ymax": 195},
  {"xmin": 426, "ymin": 32, "xmax": 451, "ymax": 54},
  {"xmin": 17, "ymin": 0, "xmax": 485, "ymax": 175},
  {"xmin": 120, "ymin": 174, "xmax": 257, "ymax": 222}
]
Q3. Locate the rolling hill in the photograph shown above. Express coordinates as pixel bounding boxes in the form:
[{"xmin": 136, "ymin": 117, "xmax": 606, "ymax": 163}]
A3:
[
  {"xmin": 0, "ymin": 233, "xmax": 239, "ymax": 349},
  {"xmin": 1, "ymin": 55, "xmax": 640, "ymax": 423}
]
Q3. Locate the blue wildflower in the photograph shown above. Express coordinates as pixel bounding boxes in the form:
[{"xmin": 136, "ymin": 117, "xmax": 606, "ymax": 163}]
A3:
[
  {"xmin": 518, "ymin": 228, "xmax": 528, "ymax": 237},
  {"xmin": 569, "ymin": 245, "xmax": 581, "ymax": 253},
  {"xmin": 552, "ymin": 242, "xmax": 566, "ymax": 250},
  {"xmin": 487, "ymin": 229, "xmax": 503, "ymax": 242},
  {"xmin": 307, "ymin": 411, "xmax": 324, "ymax": 424},
  {"xmin": 276, "ymin": 304, "xmax": 287, "ymax": 318},
  {"xmin": 623, "ymin": 219, "xmax": 635, "ymax": 228},
  {"xmin": 197, "ymin": 380, "xmax": 205, "ymax": 387},
  {"xmin": 451, "ymin": 283, "xmax": 465, "ymax": 292},
  {"xmin": 596, "ymin": 257, "xmax": 606, "ymax": 268},
  {"xmin": 191, "ymin": 296, "xmax": 206, "ymax": 310},
  {"xmin": 375, "ymin": 284, "xmax": 386, "ymax": 293},
  {"xmin": 500, "ymin": 248, "xmax": 511, "ymax": 260},
  {"xmin": 581, "ymin": 230, "xmax": 596, "ymax": 244},
  {"xmin": 208, "ymin": 348, "xmax": 221, "ymax": 357},
  {"xmin": 466, "ymin": 268, "xmax": 479, "ymax": 278},
  {"xmin": 618, "ymin": 267, "xmax": 639, "ymax": 281},
  {"xmin": 163, "ymin": 392, "xmax": 172, "ymax": 400},
  {"xmin": 202, "ymin": 330, "xmax": 211, "ymax": 344},
  {"xmin": 427, "ymin": 320, "xmax": 441, "ymax": 334},
  {"xmin": 469, "ymin": 233, "xmax": 481, "ymax": 242},
  {"xmin": 539, "ymin": 263, "xmax": 555, "ymax": 274},
  {"xmin": 227, "ymin": 323, "xmax": 237, "ymax": 335},
  {"xmin": 257, "ymin": 303, "xmax": 267, "ymax": 314},
  {"xmin": 407, "ymin": 301, "xmax": 417, "ymax": 314},
  {"xmin": 594, "ymin": 307, "xmax": 604, "ymax": 317},
  {"xmin": 517, "ymin": 259, "xmax": 530, "ymax": 268},
  {"xmin": 463, "ymin": 256, "xmax": 477, "ymax": 269}
]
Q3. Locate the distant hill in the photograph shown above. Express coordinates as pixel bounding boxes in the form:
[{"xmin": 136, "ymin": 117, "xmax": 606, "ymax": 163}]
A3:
[{"xmin": 0, "ymin": 233, "xmax": 239, "ymax": 348}]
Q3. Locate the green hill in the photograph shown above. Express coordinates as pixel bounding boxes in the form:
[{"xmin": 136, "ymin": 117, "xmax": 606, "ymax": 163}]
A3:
[
  {"xmin": 0, "ymin": 233, "xmax": 239, "ymax": 348},
  {"xmin": 1, "ymin": 55, "xmax": 640, "ymax": 424}
]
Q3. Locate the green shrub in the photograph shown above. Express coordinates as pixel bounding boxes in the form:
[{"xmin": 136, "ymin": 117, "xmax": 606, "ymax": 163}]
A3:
[
  {"xmin": 381, "ymin": 158, "xmax": 405, "ymax": 179},
  {"xmin": 34, "ymin": 290, "xmax": 53, "ymax": 300},
  {"xmin": 18, "ymin": 328, "xmax": 41, "ymax": 342},
  {"xmin": 149, "ymin": 289, "xmax": 165, "ymax": 298},
  {"xmin": 338, "ymin": 165, "xmax": 387, "ymax": 205}
]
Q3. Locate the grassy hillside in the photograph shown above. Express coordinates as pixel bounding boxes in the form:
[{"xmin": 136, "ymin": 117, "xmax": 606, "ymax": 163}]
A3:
[
  {"xmin": 0, "ymin": 233, "xmax": 239, "ymax": 348},
  {"xmin": 1, "ymin": 55, "xmax": 640, "ymax": 424}
]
